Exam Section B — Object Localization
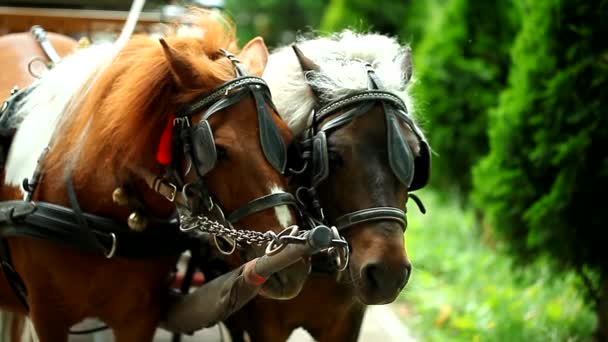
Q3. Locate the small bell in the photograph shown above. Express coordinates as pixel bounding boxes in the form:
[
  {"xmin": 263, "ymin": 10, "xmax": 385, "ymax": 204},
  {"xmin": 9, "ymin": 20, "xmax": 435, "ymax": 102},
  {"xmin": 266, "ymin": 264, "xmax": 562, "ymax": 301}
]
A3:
[
  {"xmin": 128, "ymin": 211, "xmax": 148, "ymax": 232},
  {"xmin": 112, "ymin": 187, "xmax": 129, "ymax": 206},
  {"xmin": 78, "ymin": 37, "xmax": 91, "ymax": 49}
]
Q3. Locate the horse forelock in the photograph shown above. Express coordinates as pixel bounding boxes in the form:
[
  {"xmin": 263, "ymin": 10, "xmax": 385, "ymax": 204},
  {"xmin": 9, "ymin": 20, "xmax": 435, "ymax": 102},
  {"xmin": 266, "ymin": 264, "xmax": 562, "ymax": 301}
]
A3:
[
  {"xmin": 263, "ymin": 30, "xmax": 417, "ymax": 136},
  {"xmin": 39, "ymin": 10, "xmax": 239, "ymax": 187}
]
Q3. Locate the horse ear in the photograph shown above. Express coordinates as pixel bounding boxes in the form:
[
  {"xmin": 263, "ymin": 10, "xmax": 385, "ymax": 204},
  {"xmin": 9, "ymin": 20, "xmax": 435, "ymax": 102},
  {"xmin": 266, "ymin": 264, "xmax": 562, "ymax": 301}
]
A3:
[
  {"xmin": 292, "ymin": 44, "xmax": 323, "ymax": 99},
  {"xmin": 159, "ymin": 38, "xmax": 200, "ymax": 89},
  {"xmin": 292, "ymin": 44, "xmax": 320, "ymax": 73},
  {"xmin": 402, "ymin": 46, "xmax": 413, "ymax": 85},
  {"xmin": 238, "ymin": 36, "xmax": 268, "ymax": 76}
]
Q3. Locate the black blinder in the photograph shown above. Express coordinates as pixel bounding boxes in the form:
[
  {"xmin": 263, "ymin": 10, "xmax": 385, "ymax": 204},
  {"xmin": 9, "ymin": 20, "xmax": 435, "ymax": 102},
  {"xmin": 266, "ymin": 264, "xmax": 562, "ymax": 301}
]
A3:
[
  {"xmin": 409, "ymin": 138, "xmax": 431, "ymax": 191},
  {"xmin": 311, "ymin": 131, "xmax": 330, "ymax": 188},
  {"xmin": 387, "ymin": 110, "xmax": 415, "ymax": 188},
  {"xmin": 189, "ymin": 120, "xmax": 217, "ymax": 177},
  {"xmin": 253, "ymin": 89, "xmax": 287, "ymax": 173}
]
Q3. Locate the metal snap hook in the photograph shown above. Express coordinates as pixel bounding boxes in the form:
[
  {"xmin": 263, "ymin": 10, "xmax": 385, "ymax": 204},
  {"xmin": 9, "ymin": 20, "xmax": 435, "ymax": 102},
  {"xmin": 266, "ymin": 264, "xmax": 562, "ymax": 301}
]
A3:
[{"xmin": 265, "ymin": 225, "xmax": 299, "ymax": 256}]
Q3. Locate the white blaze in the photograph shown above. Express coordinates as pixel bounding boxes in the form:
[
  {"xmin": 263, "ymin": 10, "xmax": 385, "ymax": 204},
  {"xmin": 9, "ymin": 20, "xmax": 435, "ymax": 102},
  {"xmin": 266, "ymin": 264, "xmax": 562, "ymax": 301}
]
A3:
[{"xmin": 270, "ymin": 184, "xmax": 294, "ymax": 229}]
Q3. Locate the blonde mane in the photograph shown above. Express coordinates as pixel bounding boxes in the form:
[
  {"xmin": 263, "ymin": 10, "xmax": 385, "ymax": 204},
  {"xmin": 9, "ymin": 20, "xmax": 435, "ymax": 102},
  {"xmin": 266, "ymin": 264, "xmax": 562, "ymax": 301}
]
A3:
[
  {"xmin": 263, "ymin": 30, "xmax": 416, "ymax": 135},
  {"xmin": 37, "ymin": 11, "xmax": 238, "ymax": 187}
]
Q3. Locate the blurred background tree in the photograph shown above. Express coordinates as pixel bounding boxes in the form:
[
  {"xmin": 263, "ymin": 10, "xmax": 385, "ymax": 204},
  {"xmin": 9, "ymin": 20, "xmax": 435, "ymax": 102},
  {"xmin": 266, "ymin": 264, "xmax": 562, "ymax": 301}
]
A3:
[
  {"xmin": 473, "ymin": 0, "xmax": 608, "ymax": 338},
  {"xmin": 411, "ymin": 0, "xmax": 520, "ymax": 197},
  {"xmin": 225, "ymin": 0, "xmax": 328, "ymax": 48}
]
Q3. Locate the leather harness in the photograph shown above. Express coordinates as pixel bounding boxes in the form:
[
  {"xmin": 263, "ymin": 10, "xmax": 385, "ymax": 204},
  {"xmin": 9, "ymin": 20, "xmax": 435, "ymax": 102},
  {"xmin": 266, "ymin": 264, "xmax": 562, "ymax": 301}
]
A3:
[{"xmin": 0, "ymin": 42, "xmax": 297, "ymax": 313}]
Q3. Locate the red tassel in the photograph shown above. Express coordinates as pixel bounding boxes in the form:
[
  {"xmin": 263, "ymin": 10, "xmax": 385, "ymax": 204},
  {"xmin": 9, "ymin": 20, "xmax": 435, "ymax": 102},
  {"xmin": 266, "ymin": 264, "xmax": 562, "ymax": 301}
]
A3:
[{"xmin": 156, "ymin": 114, "xmax": 175, "ymax": 165}]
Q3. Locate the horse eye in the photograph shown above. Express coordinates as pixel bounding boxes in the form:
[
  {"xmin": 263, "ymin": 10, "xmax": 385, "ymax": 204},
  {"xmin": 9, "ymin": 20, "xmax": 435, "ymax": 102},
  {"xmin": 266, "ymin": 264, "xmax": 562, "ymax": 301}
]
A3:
[{"xmin": 216, "ymin": 145, "xmax": 228, "ymax": 160}]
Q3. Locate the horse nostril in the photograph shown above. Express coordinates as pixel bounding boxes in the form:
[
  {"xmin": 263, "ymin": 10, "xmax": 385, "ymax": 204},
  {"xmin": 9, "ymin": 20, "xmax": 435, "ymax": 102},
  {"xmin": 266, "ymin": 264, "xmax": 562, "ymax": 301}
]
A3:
[
  {"xmin": 363, "ymin": 264, "xmax": 381, "ymax": 291},
  {"xmin": 362, "ymin": 262, "xmax": 412, "ymax": 296}
]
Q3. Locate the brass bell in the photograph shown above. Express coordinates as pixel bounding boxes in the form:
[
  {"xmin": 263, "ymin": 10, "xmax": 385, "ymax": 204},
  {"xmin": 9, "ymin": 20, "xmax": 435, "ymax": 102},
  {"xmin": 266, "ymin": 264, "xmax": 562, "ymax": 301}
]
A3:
[
  {"xmin": 78, "ymin": 37, "xmax": 91, "ymax": 49},
  {"xmin": 128, "ymin": 211, "xmax": 148, "ymax": 232},
  {"xmin": 112, "ymin": 187, "xmax": 129, "ymax": 206}
]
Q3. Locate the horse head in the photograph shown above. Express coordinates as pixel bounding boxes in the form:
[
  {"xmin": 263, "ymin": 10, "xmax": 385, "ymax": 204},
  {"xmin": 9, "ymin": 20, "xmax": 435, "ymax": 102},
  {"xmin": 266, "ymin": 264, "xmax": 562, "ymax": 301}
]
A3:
[
  {"xmin": 264, "ymin": 31, "xmax": 431, "ymax": 304},
  {"xmin": 33, "ymin": 11, "xmax": 308, "ymax": 300}
]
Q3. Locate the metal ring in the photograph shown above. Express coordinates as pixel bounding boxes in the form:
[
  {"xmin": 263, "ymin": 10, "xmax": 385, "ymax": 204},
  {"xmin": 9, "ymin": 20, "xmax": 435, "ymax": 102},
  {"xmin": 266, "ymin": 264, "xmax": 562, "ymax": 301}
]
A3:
[
  {"xmin": 265, "ymin": 225, "xmax": 299, "ymax": 256},
  {"xmin": 213, "ymin": 234, "xmax": 237, "ymax": 255},
  {"xmin": 329, "ymin": 226, "xmax": 349, "ymax": 271},
  {"xmin": 104, "ymin": 233, "xmax": 117, "ymax": 259},
  {"xmin": 335, "ymin": 244, "xmax": 349, "ymax": 272},
  {"xmin": 27, "ymin": 57, "xmax": 49, "ymax": 79}
]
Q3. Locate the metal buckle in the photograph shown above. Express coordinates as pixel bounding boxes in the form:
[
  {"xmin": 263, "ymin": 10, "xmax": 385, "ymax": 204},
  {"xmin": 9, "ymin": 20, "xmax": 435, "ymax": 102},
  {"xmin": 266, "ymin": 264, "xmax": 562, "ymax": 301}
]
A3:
[
  {"xmin": 104, "ymin": 233, "xmax": 117, "ymax": 259},
  {"xmin": 164, "ymin": 182, "xmax": 177, "ymax": 202}
]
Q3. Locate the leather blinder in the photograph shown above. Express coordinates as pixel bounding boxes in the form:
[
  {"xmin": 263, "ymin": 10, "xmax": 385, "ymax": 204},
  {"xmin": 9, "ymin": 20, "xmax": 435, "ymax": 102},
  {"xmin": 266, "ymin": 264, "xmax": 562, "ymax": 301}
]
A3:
[
  {"xmin": 387, "ymin": 111, "xmax": 415, "ymax": 188},
  {"xmin": 254, "ymin": 89, "xmax": 287, "ymax": 173},
  {"xmin": 190, "ymin": 120, "xmax": 217, "ymax": 177},
  {"xmin": 311, "ymin": 131, "xmax": 330, "ymax": 188},
  {"xmin": 410, "ymin": 138, "xmax": 431, "ymax": 191}
]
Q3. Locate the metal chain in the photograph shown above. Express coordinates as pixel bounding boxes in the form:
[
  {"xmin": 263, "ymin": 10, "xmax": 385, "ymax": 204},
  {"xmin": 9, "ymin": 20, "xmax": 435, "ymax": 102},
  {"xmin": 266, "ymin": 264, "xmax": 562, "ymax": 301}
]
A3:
[
  {"xmin": 179, "ymin": 213, "xmax": 349, "ymax": 269},
  {"xmin": 179, "ymin": 214, "xmax": 279, "ymax": 247}
]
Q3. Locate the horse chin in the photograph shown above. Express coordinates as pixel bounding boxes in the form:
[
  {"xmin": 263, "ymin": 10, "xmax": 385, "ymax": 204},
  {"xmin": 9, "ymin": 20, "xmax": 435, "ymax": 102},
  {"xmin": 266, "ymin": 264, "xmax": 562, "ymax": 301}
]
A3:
[{"xmin": 259, "ymin": 259, "xmax": 310, "ymax": 300}]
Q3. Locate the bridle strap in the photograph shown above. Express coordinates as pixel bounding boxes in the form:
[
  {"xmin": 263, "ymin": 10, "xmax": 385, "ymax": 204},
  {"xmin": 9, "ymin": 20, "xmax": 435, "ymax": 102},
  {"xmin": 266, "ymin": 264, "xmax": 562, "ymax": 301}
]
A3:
[
  {"xmin": 176, "ymin": 77, "xmax": 269, "ymax": 118},
  {"xmin": 334, "ymin": 207, "xmax": 406, "ymax": 231},
  {"xmin": 226, "ymin": 192, "xmax": 297, "ymax": 223},
  {"xmin": 315, "ymin": 90, "xmax": 406, "ymax": 123}
]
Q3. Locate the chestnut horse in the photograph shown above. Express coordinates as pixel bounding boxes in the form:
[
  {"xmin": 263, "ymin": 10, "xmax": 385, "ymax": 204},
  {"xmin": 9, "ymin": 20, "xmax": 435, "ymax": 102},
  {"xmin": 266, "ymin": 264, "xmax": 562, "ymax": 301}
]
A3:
[
  {"xmin": 222, "ymin": 30, "xmax": 431, "ymax": 341},
  {"xmin": 0, "ymin": 11, "xmax": 308, "ymax": 342}
]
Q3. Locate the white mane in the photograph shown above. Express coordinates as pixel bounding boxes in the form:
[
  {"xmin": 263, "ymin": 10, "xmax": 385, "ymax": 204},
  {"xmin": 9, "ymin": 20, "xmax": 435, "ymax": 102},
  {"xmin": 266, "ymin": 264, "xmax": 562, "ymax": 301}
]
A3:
[
  {"xmin": 4, "ymin": 43, "xmax": 116, "ymax": 188},
  {"xmin": 263, "ymin": 30, "xmax": 416, "ymax": 135}
]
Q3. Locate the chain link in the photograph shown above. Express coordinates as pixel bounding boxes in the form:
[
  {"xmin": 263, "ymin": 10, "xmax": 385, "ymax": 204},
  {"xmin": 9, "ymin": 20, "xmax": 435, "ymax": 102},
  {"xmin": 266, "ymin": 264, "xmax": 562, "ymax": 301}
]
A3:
[{"xmin": 179, "ymin": 214, "xmax": 279, "ymax": 247}]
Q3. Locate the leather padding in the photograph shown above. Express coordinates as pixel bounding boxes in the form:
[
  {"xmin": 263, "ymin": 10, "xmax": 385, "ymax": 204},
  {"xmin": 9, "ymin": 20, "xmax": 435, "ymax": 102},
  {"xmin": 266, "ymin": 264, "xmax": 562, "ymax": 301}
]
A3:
[
  {"xmin": 190, "ymin": 120, "xmax": 217, "ymax": 177},
  {"xmin": 311, "ymin": 131, "xmax": 330, "ymax": 188}
]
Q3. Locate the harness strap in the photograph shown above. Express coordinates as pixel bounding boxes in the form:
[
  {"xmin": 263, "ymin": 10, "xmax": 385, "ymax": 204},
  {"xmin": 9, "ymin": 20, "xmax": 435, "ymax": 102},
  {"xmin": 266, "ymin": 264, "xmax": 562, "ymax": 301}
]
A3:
[
  {"xmin": 0, "ymin": 201, "xmax": 188, "ymax": 258},
  {"xmin": 334, "ymin": 207, "xmax": 406, "ymax": 232},
  {"xmin": 66, "ymin": 175, "xmax": 107, "ymax": 255},
  {"xmin": 0, "ymin": 238, "xmax": 29, "ymax": 310},
  {"xmin": 226, "ymin": 192, "xmax": 297, "ymax": 223}
]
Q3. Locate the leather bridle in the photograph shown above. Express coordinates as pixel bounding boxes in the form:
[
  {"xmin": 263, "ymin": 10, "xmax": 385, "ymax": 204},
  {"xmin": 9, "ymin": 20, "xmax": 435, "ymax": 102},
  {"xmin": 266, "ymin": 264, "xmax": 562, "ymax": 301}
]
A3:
[
  {"xmin": 148, "ymin": 49, "xmax": 298, "ymax": 230},
  {"xmin": 292, "ymin": 65, "xmax": 430, "ymax": 233}
]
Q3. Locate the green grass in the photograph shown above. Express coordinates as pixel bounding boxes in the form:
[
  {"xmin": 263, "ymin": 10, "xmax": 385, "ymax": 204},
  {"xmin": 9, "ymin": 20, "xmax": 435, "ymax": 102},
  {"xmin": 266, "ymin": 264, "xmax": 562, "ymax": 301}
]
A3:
[{"xmin": 397, "ymin": 189, "xmax": 596, "ymax": 342}]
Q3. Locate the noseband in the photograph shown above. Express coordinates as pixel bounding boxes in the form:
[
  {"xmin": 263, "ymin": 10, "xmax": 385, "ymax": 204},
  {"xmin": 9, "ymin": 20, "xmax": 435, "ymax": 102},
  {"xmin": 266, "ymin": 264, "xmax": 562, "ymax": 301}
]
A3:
[{"xmin": 293, "ymin": 65, "xmax": 430, "ymax": 232}]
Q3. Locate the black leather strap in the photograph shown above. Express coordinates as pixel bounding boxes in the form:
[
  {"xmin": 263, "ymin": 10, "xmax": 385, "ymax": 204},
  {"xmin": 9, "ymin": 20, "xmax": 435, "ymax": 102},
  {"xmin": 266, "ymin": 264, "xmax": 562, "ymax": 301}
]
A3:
[
  {"xmin": 0, "ymin": 201, "xmax": 192, "ymax": 258},
  {"xmin": 334, "ymin": 207, "xmax": 406, "ymax": 231},
  {"xmin": 0, "ymin": 238, "xmax": 29, "ymax": 310},
  {"xmin": 226, "ymin": 192, "xmax": 297, "ymax": 224},
  {"xmin": 176, "ymin": 77, "xmax": 269, "ymax": 118},
  {"xmin": 315, "ymin": 90, "xmax": 406, "ymax": 123}
]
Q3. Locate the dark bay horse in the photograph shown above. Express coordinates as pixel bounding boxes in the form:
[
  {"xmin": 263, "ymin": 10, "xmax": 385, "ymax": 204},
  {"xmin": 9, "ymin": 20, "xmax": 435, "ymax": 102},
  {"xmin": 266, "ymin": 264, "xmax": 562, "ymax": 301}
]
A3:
[
  {"xmin": 223, "ymin": 30, "xmax": 431, "ymax": 341},
  {"xmin": 0, "ymin": 10, "xmax": 308, "ymax": 341}
]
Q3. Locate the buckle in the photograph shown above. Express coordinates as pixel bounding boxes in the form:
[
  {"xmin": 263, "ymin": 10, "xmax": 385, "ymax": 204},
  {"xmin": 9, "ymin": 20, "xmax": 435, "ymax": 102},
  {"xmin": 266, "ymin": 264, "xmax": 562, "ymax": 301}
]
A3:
[{"xmin": 164, "ymin": 182, "xmax": 177, "ymax": 202}]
